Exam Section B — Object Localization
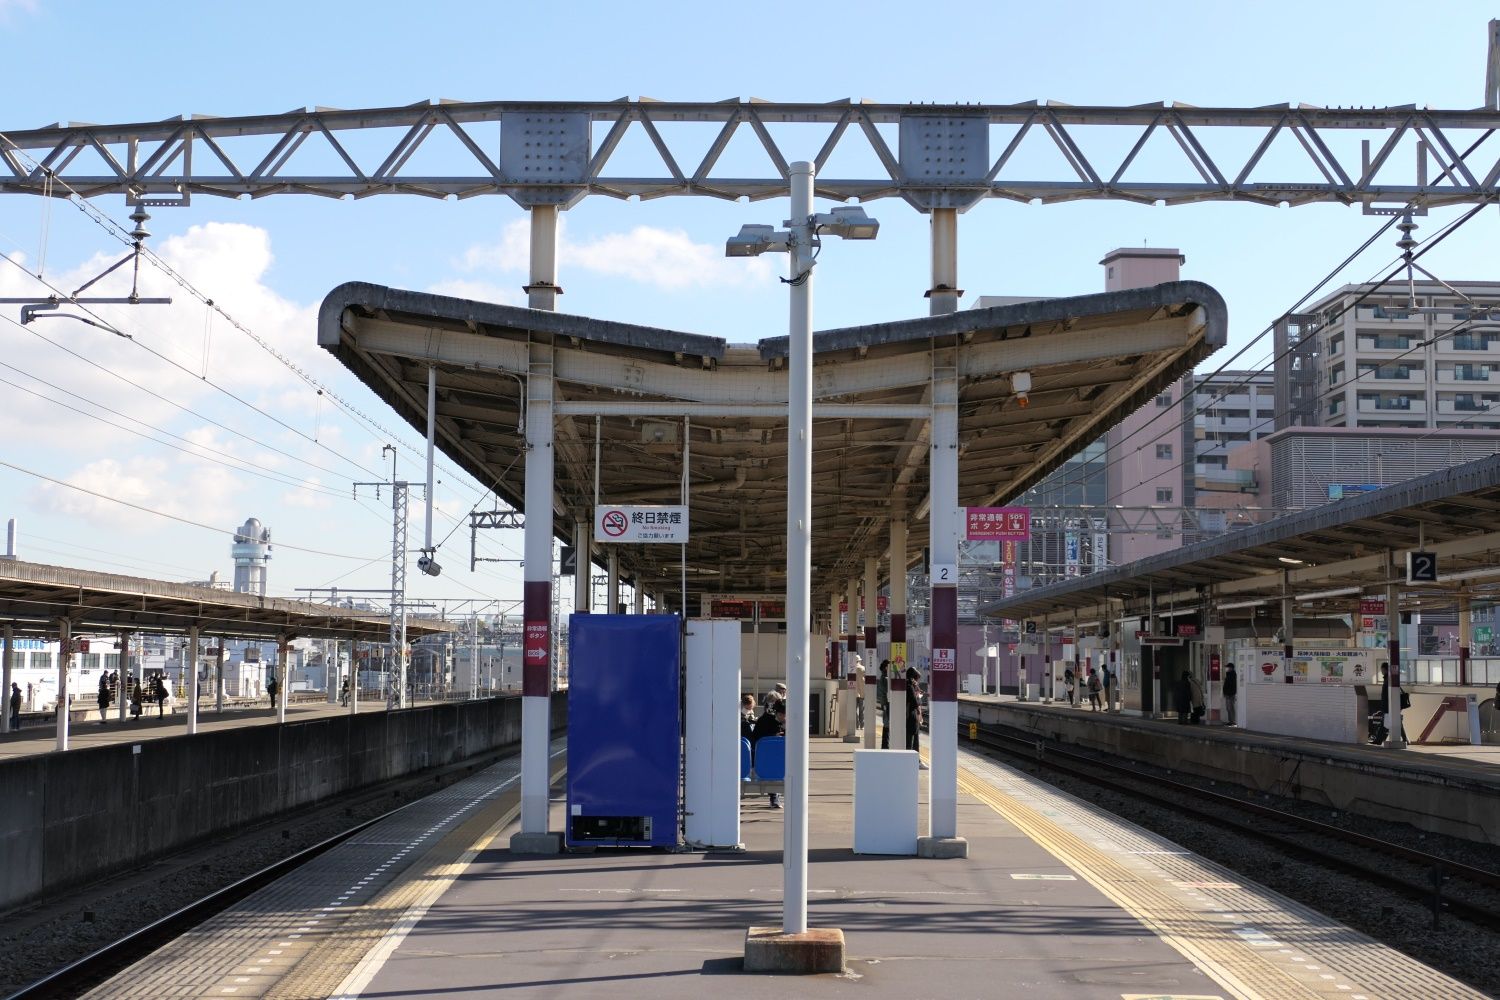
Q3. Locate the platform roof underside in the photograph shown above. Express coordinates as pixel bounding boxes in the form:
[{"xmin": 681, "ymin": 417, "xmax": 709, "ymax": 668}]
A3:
[{"xmin": 320, "ymin": 280, "xmax": 1226, "ymax": 614}]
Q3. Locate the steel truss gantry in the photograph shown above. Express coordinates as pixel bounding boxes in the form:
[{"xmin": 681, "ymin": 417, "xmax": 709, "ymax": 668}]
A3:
[{"xmin": 5, "ymin": 98, "xmax": 1500, "ymax": 211}]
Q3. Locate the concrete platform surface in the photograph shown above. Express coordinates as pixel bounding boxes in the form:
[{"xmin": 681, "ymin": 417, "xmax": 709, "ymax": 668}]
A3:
[{"xmin": 76, "ymin": 734, "xmax": 1485, "ymax": 999}]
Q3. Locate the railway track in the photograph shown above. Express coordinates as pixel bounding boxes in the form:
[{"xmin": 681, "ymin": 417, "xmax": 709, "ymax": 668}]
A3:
[
  {"xmin": 962, "ymin": 719, "xmax": 1500, "ymax": 932},
  {"xmin": 1, "ymin": 740, "xmax": 533, "ymax": 1000}
]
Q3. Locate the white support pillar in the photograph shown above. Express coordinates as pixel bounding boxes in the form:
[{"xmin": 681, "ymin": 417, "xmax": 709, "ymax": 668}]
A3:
[
  {"xmin": 573, "ymin": 519, "xmax": 590, "ymax": 614},
  {"xmin": 921, "ymin": 354, "xmax": 966, "ymax": 857},
  {"xmin": 513, "ymin": 338, "xmax": 560, "ymax": 854},
  {"xmin": 1459, "ymin": 591, "xmax": 1472, "ymax": 686},
  {"xmin": 889, "ymin": 506, "xmax": 908, "ymax": 754},
  {"xmin": 827, "ymin": 591, "xmax": 842, "ymax": 734},
  {"xmin": 1385, "ymin": 554, "xmax": 1406, "ymax": 750},
  {"xmin": 1, "ymin": 625, "xmax": 13, "ymax": 733},
  {"xmin": 56, "ymin": 618, "xmax": 70, "ymax": 751},
  {"xmin": 633, "ymin": 583, "xmax": 645, "ymax": 615},
  {"xmin": 607, "ymin": 550, "xmax": 620, "ymax": 616},
  {"xmin": 863, "ymin": 557, "xmax": 879, "ymax": 749},
  {"xmin": 927, "ymin": 208, "xmax": 961, "ymax": 315},
  {"xmin": 781, "ymin": 160, "xmax": 816, "ymax": 935},
  {"xmin": 277, "ymin": 637, "xmax": 290, "ymax": 724},
  {"xmin": 525, "ymin": 205, "xmax": 561, "ymax": 311},
  {"xmin": 185, "ymin": 625, "xmax": 200, "ymax": 736},
  {"xmin": 117, "ymin": 632, "xmax": 129, "ymax": 721},
  {"xmin": 350, "ymin": 641, "xmax": 360, "ymax": 716},
  {"xmin": 843, "ymin": 579, "xmax": 859, "ymax": 743}
]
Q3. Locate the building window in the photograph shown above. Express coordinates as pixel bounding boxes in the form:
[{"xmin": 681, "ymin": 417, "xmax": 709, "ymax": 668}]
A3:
[
  {"xmin": 1156, "ymin": 443, "xmax": 1172, "ymax": 460},
  {"xmin": 1156, "ymin": 526, "xmax": 1175, "ymax": 539},
  {"xmin": 1155, "ymin": 394, "xmax": 1172, "ymax": 408},
  {"xmin": 1156, "ymin": 488, "xmax": 1173, "ymax": 503}
]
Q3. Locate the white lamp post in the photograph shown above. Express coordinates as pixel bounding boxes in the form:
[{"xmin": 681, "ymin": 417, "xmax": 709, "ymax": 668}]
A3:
[{"xmin": 728, "ymin": 162, "xmax": 877, "ymax": 961}]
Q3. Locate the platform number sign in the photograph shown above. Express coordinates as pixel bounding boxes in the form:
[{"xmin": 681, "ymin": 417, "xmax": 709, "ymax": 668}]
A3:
[
  {"xmin": 559, "ymin": 546, "xmax": 577, "ymax": 576},
  {"xmin": 1406, "ymin": 550, "xmax": 1438, "ymax": 584},
  {"xmin": 1023, "ymin": 620, "xmax": 1038, "ymax": 635}
]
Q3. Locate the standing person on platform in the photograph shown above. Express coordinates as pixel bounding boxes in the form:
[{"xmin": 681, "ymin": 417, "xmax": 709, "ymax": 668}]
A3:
[
  {"xmin": 97, "ymin": 674, "xmax": 111, "ymax": 724},
  {"xmin": 267, "ymin": 674, "xmax": 280, "ymax": 711},
  {"xmin": 152, "ymin": 674, "xmax": 168, "ymax": 716},
  {"xmin": 905, "ymin": 666, "xmax": 923, "ymax": 754},
  {"xmin": 1100, "ymin": 661, "xmax": 1113, "ymax": 712},
  {"xmin": 1174, "ymin": 671, "xmax": 1192, "ymax": 724},
  {"xmin": 1086, "ymin": 668, "xmax": 1102, "ymax": 711},
  {"xmin": 876, "ymin": 658, "xmax": 891, "ymax": 749},
  {"xmin": 1187, "ymin": 671, "xmax": 1206, "ymax": 724},
  {"xmin": 1223, "ymin": 663, "xmax": 1239, "ymax": 726},
  {"xmin": 1063, "ymin": 667, "xmax": 1076, "ymax": 706},
  {"xmin": 750, "ymin": 701, "xmax": 786, "ymax": 808},
  {"xmin": 852, "ymin": 655, "xmax": 866, "ymax": 731},
  {"xmin": 130, "ymin": 678, "xmax": 143, "ymax": 719},
  {"xmin": 8, "ymin": 682, "xmax": 20, "ymax": 730},
  {"xmin": 761, "ymin": 682, "xmax": 785, "ymax": 715}
]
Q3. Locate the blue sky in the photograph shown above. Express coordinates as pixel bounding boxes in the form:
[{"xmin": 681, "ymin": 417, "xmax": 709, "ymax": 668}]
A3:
[{"xmin": 0, "ymin": 0, "xmax": 1497, "ymax": 616}]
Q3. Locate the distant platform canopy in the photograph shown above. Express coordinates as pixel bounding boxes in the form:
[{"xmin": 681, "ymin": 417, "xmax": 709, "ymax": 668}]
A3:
[
  {"xmin": 0, "ymin": 560, "xmax": 450, "ymax": 641},
  {"xmin": 979, "ymin": 453, "xmax": 1500, "ymax": 624},
  {"xmin": 320, "ymin": 280, "xmax": 1225, "ymax": 610}
]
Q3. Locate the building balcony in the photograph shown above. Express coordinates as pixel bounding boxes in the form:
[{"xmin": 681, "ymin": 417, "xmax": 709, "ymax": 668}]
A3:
[
  {"xmin": 1435, "ymin": 366, "xmax": 1494, "ymax": 386},
  {"xmin": 1438, "ymin": 335, "xmax": 1500, "ymax": 354},
  {"xmin": 1435, "ymin": 397, "xmax": 1500, "ymax": 416},
  {"xmin": 1356, "ymin": 367, "xmax": 1422, "ymax": 382},
  {"xmin": 1356, "ymin": 396, "xmax": 1427, "ymax": 416},
  {"xmin": 1355, "ymin": 336, "xmax": 1420, "ymax": 353}
]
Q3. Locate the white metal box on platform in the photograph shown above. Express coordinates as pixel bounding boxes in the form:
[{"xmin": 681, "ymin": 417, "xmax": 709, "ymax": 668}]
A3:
[
  {"xmin": 852, "ymin": 749, "xmax": 919, "ymax": 855},
  {"xmin": 684, "ymin": 619, "xmax": 742, "ymax": 849}
]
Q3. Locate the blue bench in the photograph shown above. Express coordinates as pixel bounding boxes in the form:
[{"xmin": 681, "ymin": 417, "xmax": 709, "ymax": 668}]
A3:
[{"xmin": 742, "ymin": 735, "xmax": 785, "ymax": 796}]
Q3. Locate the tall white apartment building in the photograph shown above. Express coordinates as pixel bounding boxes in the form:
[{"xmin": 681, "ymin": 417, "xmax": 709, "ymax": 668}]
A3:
[{"xmin": 1276, "ymin": 281, "xmax": 1500, "ymax": 432}]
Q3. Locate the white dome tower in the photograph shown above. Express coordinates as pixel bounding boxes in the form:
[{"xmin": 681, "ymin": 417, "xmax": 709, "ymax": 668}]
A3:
[{"xmin": 231, "ymin": 517, "xmax": 273, "ymax": 595}]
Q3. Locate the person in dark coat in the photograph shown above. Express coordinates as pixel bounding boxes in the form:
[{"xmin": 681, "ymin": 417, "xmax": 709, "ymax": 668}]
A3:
[
  {"xmin": 905, "ymin": 666, "xmax": 923, "ymax": 753},
  {"xmin": 877, "ymin": 659, "xmax": 891, "ymax": 749},
  {"xmin": 1174, "ymin": 671, "xmax": 1192, "ymax": 724},
  {"xmin": 751, "ymin": 702, "xmax": 786, "ymax": 808},
  {"xmin": 97, "ymin": 674, "xmax": 111, "ymax": 724},
  {"xmin": 1223, "ymin": 663, "xmax": 1239, "ymax": 726},
  {"xmin": 740, "ymin": 693, "xmax": 757, "ymax": 741}
]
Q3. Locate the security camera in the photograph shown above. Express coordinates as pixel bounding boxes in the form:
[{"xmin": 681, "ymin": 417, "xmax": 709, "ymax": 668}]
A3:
[{"xmin": 417, "ymin": 553, "xmax": 442, "ymax": 578}]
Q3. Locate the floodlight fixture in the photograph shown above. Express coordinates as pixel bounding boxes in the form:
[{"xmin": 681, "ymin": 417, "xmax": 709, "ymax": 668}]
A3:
[
  {"xmin": 813, "ymin": 205, "xmax": 880, "ymax": 240},
  {"xmin": 725, "ymin": 224, "xmax": 789, "ymax": 258}
]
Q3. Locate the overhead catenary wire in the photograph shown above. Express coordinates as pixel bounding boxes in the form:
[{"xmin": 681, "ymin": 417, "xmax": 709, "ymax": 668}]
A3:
[{"xmin": 0, "ymin": 456, "xmax": 379, "ymax": 561}]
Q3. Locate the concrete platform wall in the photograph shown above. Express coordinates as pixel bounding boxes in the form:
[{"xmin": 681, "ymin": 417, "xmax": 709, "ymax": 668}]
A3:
[
  {"xmin": 958, "ymin": 698, "xmax": 1500, "ymax": 847},
  {"xmin": 0, "ymin": 693, "xmax": 567, "ymax": 912}
]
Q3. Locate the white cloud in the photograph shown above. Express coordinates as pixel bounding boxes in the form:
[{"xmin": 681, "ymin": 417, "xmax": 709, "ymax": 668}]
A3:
[{"xmin": 453, "ymin": 218, "xmax": 772, "ymax": 291}]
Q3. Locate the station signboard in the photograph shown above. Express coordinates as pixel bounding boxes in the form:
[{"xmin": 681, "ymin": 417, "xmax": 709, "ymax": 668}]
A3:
[
  {"xmin": 594, "ymin": 505, "xmax": 688, "ymax": 544},
  {"xmin": 965, "ymin": 506, "xmax": 1030, "ymax": 541}
]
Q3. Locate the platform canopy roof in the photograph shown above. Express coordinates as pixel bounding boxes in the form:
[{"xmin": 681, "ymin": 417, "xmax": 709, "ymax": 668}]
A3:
[
  {"xmin": 978, "ymin": 453, "xmax": 1500, "ymax": 626},
  {"xmin": 0, "ymin": 560, "xmax": 451, "ymax": 641},
  {"xmin": 319, "ymin": 280, "xmax": 1226, "ymax": 616}
]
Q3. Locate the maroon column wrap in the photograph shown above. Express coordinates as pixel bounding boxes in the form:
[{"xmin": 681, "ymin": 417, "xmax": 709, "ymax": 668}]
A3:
[
  {"xmin": 864, "ymin": 626, "xmax": 878, "ymax": 688},
  {"xmin": 890, "ymin": 613, "xmax": 907, "ymax": 692},
  {"xmin": 1387, "ymin": 637, "xmax": 1401, "ymax": 689},
  {"xmin": 864, "ymin": 626, "xmax": 877, "ymax": 652},
  {"xmin": 930, "ymin": 587, "xmax": 957, "ymax": 702},
  {"xmin": 829, "ymin": 640, "xmax": 842, "ymax": 679},
  {"xmin": 523, "ymin": 579, "xmax": 551, "ymax": 697}
]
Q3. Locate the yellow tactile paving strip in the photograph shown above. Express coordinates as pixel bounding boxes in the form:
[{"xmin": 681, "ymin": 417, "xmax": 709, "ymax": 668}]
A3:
[
  {"xmin": 955, "ymin": 748, "xmax": 1489, "ymax": 1000},
  {"xmin": 82, "ymin": 744, "xmax": 564, "ymax": 1000}
]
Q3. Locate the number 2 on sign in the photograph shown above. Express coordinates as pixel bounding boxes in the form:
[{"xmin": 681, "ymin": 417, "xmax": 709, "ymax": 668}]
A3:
[{"xmin": 933, "ymin": 563, "xmax": 957, "ymax": 583}]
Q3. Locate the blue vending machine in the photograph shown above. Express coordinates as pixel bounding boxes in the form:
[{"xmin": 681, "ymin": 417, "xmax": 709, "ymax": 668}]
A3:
[{"xmin": 566, "ymin": 614, "xmax": 681, "ymax": 848}]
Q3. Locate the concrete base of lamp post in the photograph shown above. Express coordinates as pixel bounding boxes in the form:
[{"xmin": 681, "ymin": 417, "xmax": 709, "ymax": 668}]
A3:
[
  {"xmin": 917, "ymin": 835, "xmax": 969, "ymax": 859},
  {"xmin": 509, "ymin": 831, "xmax": 562, "ymax": 855},
  {"xmin": 743, "ymin": 926, "xmax": 845, "ymax": 974}
]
